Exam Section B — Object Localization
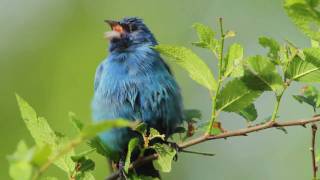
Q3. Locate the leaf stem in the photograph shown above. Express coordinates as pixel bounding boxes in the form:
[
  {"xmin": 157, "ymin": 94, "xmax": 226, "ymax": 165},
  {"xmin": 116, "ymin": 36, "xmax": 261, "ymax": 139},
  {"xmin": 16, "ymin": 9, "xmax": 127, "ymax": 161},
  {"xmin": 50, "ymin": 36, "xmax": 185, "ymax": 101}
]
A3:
[{"xmin": 207, "ymin": 17, "xmax": 225, "ymax": 134}]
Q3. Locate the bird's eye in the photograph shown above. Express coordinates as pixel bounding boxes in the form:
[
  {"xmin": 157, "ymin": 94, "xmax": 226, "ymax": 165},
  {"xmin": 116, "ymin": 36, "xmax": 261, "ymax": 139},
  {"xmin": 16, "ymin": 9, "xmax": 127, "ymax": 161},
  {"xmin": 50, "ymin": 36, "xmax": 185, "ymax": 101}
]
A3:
[{"xmin": 121, "ymin": 23, "xmax": 137, "ymax": 33}]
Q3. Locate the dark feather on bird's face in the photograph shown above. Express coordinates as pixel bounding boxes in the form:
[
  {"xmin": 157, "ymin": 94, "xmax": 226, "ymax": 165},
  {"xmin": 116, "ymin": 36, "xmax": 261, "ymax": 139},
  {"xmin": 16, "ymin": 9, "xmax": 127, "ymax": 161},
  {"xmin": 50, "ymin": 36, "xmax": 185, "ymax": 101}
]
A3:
[{"xmin": 105, "ymin": 17, "xmax": 157, "ymax": 52}]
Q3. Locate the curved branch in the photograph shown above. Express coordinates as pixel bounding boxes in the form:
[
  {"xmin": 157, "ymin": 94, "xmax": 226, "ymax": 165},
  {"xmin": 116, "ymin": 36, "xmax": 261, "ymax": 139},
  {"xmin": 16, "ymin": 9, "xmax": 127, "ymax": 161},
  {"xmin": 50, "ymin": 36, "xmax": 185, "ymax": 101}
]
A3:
[{"xmin": 106, "ymin": 115, "xmax": 320, "ymax": 180}]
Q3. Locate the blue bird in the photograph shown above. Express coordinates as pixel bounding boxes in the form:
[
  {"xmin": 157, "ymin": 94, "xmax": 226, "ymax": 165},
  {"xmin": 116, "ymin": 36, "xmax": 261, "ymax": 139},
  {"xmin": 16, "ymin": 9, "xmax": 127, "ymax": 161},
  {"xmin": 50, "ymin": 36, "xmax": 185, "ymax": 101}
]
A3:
[{"xmin": 91, "ymin": 17, "xmax": 184, "ymax": 178}]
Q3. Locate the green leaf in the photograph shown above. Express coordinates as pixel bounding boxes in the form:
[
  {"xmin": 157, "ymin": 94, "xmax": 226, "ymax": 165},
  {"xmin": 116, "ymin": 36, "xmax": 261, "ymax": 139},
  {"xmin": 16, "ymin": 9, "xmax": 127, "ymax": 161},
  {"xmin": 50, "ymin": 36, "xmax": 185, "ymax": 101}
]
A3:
[
  {"xmin": 183, "ymin": 109, "xmax": 202, "ymax": 122},
  {"xmin": 133, "ymin": 122, "xmax": 147, "ymax": 135},
  {"xmin": 192, "ymin": 23, "xmax": 220, "ymax": 53},
  {"xmin": 124, "ymin": 138, "xmax": 139, "ymax": 172},
  {"xmin": 31, "ymin": 144, "xmax": 52, "ymax": 167},
  {"xmin": 216, "ymin": 79, "xmax": 262, "ymax": 112},
  {"xmin": 236, "ymin": 104, "xmax": 258, "ymax": 122},
  {"xmin": 80, "ymin": 119, "xmax": 132, "ymax": 139},
  {"xmin": 284, "ymin": 0, "xmax": 320, "ymax": 41},
  {"xmin": 16, "ymin": 95, "xmax": 75, "ymax": 173},
  {"xmin": 223, "ymin": 43, "xmax": 244, "ymax": 77},
  {"xmin": 243, "ymin": 55, "xmax": 284, "ymax": 94},
  {"xmin": 304, "ymin": 47, "xmax": 320, "ymax": 67},
  {"xmin": 155, "ymin": 45, "xmax": 217, "ymax": 92},
  {"xmin": 152, "ymin": 144, "xmax": 176, "ymax": 173},
  {"xmin": 149, "ymin": 128, "xmax": 165, "ymax": 141},
  {"xmin": 293, "ymin": 85, "xmax": 320, "ymax": 111},
  {"xmin": 69, "ymin": 112, "xmax": 84, "ymax": 132},
  {"xmin": 8, "ymin": 141, "xmax": 33, "ymax": 180},
  {"xmin": 259, "ymin": 36, "xmax": 281, "ymax": 64},
  {"xmin": 285, "ymin": 56, "xmax": 320, "ymax": 82},
  {"xmin": 88, "ymin": 137, "xmax": 118, "ymax": 160},
  {"xmin": 70, "ymin": 149, "xmax": 95, "ymax": 162}
]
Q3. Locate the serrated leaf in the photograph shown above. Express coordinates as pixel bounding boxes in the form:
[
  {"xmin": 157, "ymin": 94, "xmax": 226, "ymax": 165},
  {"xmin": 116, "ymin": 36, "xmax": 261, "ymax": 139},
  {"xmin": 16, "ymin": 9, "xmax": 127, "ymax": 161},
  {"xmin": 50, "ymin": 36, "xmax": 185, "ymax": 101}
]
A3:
[
  {"xmin": 80, "ymin": 119, "xmax": 132, "ymax": 139},
  {"xmin": 285, "ymin": 56, "xmax": 320, "ymax": 82},
  {"xmin": 243, "ymin": 56, "xmax": 284, "ymax": 94},
  {"xmin": 284, "ymin": 0, "xmax": 320, "ymax": 41},
  {"xmin": 192, "ymin": 23, "xmax": 220, "ymax": 53},
  {"xmin": 236, "ymin": 104, "xmax": 258, "ymax": 122},
  {"xmin": 293, "ymin": 85, "xmax": 320, "ymax": 111},
  {"xmin": 124, "ymin": 138, "xmax": 139, "ymax": 172},
  {"xmin": 216, "ymin": 79, "xmax": 262, "ymax": 112},
  {"xmin": 259, "ymin": 36, "xmax": 281, "ymax": 64},
  {"xmin": 87, "ymin": 137, "xmax": 118, "ymax": 160},
  {"xmin": 304, "ymin": 47, "xmax": 320, "ymax": 67},
  {"xmin": 155, "ymin": 45, "xmax": 217, "ymax": 92},
  {"xmin": 224, "ymin": 43, "xmax": 244, "ymax": 77},
  {"xmin": 152, "ymin": 144, "xmax": 176, "ymax": 172},
  {"xmin": 16, "ymin": 95, "xmax": 75, "ymax": 173}
]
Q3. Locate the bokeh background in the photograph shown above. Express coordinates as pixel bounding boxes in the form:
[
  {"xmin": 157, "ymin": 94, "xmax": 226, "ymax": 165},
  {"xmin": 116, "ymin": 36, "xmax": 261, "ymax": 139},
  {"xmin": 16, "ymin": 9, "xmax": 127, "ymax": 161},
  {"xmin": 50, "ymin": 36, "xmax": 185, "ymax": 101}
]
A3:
[{"xmin": 0, "ymin": 0, "xmax": 316, "ymax": 179}]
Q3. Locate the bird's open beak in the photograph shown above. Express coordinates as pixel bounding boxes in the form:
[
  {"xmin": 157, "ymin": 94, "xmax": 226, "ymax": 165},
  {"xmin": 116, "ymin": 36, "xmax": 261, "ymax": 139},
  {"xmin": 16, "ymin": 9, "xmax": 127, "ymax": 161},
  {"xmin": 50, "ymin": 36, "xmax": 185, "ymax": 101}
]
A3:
[
  {"xmin": 104, "ymin": 20, "xmax": 119, "ymax": 29},
  {"xmin": 104, "ymin": 19, "xmax": 123, "ymax": 40}
]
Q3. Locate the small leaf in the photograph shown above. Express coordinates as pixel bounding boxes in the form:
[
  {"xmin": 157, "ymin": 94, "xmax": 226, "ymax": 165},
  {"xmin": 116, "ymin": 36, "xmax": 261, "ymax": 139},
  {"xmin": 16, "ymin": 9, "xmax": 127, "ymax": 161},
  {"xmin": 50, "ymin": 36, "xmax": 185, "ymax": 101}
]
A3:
[
  {"xmin": 81, "ymin": 119, "xmax": 132, "ymax": 139},
  {"xmin": 223, "ymin": 43, "xmax": 244, "ymax": 77},
  {"xmin": 77, "ymin": 159, "xmax": 95, "ymax": 172},
  {"xmin": 243, "ymin": 55, "xmax": 284, "ymax": 94},
  {"xmin": 259, "ymin": 36, "xmax": 281, "ymax": 64},
  {"xmin": 192, "ymin": 23, "xmax": 220, "ymax": 54},
  {"xmin": 124, "ymin": 138, "xmax": 139, "ymax": 172},
  {"xmin": 236, "ymin": 104, "xmax": 258, "ymax": 122},
  {"xmin": 88, "ymin": 137, "xmax": 118, "ymax": 160},
  {"xmin": 152, "ymin": 144, "xmax": 176, "ymax": 172},
  {"xmin": 149, "ymin": 128, "xmax": 165, "ymax": 141},
  {"xmin": 225, "ymin": 30, "xmax": 236, "ymax": 39},
  {"xmin": 133, "ymin": 122, "xmax": 147, "ymax": 135},
  {"xmin": 155, "ymin": 45, "xmax": 217, "ymax": 92},
  {"xmin": 216, "ymin": 79, "xmax": 262, "ymax": 112},
  {"xmin": 183, "ymin": 109, "xmax": 202, "ymax": 121}
]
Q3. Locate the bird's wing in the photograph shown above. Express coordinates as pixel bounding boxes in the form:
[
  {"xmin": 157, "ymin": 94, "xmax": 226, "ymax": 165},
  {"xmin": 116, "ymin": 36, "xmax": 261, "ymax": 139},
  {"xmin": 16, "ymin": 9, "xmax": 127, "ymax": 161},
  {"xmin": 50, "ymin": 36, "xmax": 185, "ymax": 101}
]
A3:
[{"xmin": 94, "ymin": 63, "xmax": 104, "ymax": 91}]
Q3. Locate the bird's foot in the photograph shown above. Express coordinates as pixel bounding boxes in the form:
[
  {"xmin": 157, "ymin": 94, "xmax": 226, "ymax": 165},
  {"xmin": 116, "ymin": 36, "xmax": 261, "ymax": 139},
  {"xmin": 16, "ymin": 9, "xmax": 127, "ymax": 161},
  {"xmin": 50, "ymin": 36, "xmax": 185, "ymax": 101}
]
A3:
[{"xmin": 118, "ymin": 160, "xmax": 128, "ymax": 180}]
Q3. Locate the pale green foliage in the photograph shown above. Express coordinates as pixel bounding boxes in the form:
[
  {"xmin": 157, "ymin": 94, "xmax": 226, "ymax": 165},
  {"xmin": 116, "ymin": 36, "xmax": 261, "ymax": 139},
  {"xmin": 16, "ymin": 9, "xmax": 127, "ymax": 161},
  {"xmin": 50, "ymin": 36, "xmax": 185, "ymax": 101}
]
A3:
[
  {"xmin": 152, "ymin": 144, "xmax": 176, "ymax": 172},
  {"xmin": 244, "ymin": 56, "xmax": 284, "ymax": 94},
  {"xmin": 236, "ymin": 104, "xmax": 258, "ymax": 122},
  {"xmin": 16, "ymin": 95, "xmax": 75, "ymax": 173},
  {"xmin": 155, "ymin": 45, "xmax": 217, "ymax": 92},
  {"xmin": 259, "ymin": 36, "xmax": 281, "ymax": 64},
  {"xmin": 223, "ymin": 43, "xmax": 244, "ymax": 77},
  {"xmin": 124, "ymin": 138, "xmax": 139, "ymax": 172},
  {"xmin": 285, "ymin": 0, "xmax": 320, "ymax": 41},
  {"xmin": 216, "ymin": 79, "xmax": 262, "ymax": 112},
  {"xmin": 192, "ymin": 23, "xmax": 220, "ymax": 55}
]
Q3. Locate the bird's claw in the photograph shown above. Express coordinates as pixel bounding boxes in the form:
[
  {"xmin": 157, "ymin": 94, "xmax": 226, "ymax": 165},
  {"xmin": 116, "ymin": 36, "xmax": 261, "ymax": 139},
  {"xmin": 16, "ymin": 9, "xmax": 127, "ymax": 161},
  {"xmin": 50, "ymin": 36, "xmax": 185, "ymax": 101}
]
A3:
[{"xmin": 117, "ymin": 160, "xmax": 128, "ymax": 180}]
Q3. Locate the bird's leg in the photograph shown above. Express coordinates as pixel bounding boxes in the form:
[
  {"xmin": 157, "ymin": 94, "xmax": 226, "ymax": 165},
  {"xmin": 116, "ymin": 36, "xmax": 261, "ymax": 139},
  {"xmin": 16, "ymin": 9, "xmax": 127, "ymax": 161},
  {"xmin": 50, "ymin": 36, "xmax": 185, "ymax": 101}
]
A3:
[{"xmin": 117, "ymin": 154, "xmax": 128, "ymax": 180}]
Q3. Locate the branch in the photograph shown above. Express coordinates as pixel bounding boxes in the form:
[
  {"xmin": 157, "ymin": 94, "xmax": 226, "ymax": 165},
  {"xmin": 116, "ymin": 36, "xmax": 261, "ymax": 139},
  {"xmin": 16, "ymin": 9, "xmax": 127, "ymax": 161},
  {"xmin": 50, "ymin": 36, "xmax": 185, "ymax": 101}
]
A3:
[
  {"xmin": 106, "ymin": 115, "xmax": 320, "ymax": 180},
  {"xmin": 311, "ymin": 124, "xmax": 318, "ymax": 179}
]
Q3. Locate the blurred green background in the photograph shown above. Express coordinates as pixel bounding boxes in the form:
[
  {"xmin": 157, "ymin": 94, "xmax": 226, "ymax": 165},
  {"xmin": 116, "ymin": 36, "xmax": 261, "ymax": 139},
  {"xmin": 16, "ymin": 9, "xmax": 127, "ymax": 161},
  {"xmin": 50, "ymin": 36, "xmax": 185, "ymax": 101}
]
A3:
[{"xmin": 0, "ymin": 0, "xmax": 316, "ymax": 179}]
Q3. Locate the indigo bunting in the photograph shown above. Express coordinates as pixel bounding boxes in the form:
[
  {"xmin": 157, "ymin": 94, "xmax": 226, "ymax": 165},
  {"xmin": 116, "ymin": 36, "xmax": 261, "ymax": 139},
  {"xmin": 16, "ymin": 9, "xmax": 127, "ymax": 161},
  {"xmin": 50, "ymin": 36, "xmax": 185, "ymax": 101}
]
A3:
[{"xmin": 91, "ymin": 17, "xmax": 184, "ymax": 177}]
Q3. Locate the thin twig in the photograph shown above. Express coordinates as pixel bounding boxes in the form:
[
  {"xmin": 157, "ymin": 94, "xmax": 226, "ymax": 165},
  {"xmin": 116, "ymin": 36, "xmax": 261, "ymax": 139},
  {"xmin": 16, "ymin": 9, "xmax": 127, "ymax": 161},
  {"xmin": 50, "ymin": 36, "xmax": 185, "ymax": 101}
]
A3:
[
  {"xmin": 311, "ymin": 124, "xmax": 318, "ymax": 179},
  {"xmin": 106, "ymin": 116, "xmax": 320, "ymax": 180}
]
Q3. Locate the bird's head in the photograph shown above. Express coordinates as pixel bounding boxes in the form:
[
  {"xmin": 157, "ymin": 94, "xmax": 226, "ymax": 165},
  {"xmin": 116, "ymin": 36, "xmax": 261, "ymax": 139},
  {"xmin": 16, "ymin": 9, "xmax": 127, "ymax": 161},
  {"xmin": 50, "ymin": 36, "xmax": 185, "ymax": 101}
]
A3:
[{"xmin": 104, "ymin": 17, "xmax": 157, "ymax": 52}]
